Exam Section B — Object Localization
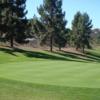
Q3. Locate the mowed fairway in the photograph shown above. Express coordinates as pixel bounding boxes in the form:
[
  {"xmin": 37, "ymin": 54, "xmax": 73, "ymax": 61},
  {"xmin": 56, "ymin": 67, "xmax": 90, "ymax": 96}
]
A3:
[{"xmin": 0, "ymin": 47, "xmax": 100, "ymax": 100}]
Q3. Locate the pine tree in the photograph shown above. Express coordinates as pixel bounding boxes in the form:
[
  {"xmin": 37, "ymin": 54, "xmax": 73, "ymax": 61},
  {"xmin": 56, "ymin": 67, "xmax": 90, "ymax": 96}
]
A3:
[
  {"xmin": 38, "ymin": 0, "xmax": 67, "ymax": 51},
  {"xmin": 0, "ymin": 0, "xmax": 27, "ymax": 47},
  {"xmin": 14, "ymin": 0, "xmax": 28, "ymax": 43},
  {"xmin": 72, "ymin": 12, "xmax": 82, "ymax": 50},
  {"xmin": 0, "ymin": 0, "xmax": 8, "ymax": 35},
  {"xmin": 72, "ymin": 12, "xmax": 93, "ymax": 53},
  {"xmin": 54, "ymin": 0, "xmax": 67, "ymax": 51},
  {"xmin": 31, "ymin": 16, "xmax": 46, "ymax": 42},
  {"xmin": 81, "ymin": 13, "xmax": 93, "ymax": 52},
  {"xmin": 0, "ymin": 1, "xmax": 2, "ymax": 34}
]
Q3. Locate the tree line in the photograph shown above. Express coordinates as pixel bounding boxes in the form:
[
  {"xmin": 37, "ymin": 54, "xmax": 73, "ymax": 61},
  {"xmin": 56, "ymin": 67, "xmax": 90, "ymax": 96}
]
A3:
[{"xmin": 0, "ymin": 0, "xmax": 95, "ymax": 53}]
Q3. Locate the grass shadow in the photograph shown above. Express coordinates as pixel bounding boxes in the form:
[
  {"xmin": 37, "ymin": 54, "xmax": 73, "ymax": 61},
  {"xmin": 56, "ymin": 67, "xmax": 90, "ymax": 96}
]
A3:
[
  {"xmin": 54, "ymin": 50, "xmax": 100, "ymax": 63},
  {"xmin": 0, "ymin": 47, "xmax": 100, "ymax": 63},
  {"xmin": 0, "ymin": 47, "xmax": 67, "ymax": 61},
  {"xmin": 0, "ymin": 48, "xmax": 17, "ymax": 56}
]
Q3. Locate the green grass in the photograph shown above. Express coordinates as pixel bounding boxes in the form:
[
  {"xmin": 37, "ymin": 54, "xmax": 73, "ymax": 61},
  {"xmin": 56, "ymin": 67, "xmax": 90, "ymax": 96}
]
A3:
[
  {"xmin": 0, "ymin": 47, "xmax": 100, "ymax": 100},
  {"xmin": 1, "ymin": 78, "xmax": 100, "ymax": 100}
]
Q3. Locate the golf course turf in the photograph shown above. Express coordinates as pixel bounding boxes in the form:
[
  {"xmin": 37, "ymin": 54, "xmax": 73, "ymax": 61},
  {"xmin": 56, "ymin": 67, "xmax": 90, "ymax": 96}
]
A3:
[{"xmin": 0, "ymin": 47, "xmax": 100, "ymax": 100}]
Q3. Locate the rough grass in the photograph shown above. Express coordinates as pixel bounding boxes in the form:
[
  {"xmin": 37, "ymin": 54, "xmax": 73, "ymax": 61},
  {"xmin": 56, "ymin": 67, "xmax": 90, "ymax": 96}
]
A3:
[{"xmin": 0, "ymin": 47, "xmax": 100, "ymax": 100}]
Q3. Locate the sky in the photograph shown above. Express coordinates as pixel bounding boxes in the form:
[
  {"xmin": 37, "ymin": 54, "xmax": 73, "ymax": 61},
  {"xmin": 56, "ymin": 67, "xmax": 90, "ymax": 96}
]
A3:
[{"xmin": 26, "ymin": 0, "xmax": 100, "ymax": 28}]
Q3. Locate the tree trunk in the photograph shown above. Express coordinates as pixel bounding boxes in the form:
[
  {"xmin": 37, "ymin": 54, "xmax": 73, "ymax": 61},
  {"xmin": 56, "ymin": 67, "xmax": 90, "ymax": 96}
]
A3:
[
  {"xmin": 82, "ymin": 44, "xmax": 85, "ymax": 53},
  {"xmin": 59, "ymin": 46, "xmax": 61, "ymax": 51},
  {"xmin": 10, "ymin": 34, "xmax": 14, "ymax": 48},
  {"xmin": 50, "ymin": 35, "xmax": 53, "ymax": 52},
  {"xmin": 76, "ymin": 45, "xmax": 79, "ymax": 51}
]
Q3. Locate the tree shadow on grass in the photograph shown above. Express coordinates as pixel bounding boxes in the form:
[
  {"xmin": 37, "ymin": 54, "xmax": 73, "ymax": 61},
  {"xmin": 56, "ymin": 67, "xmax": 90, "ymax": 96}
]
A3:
[
  {"xmin": 0, "ymin": 47, "xmax": 100, "ymax": 63},
  {"xmin": 85, "ymin": 51, "xmax": 100, "ymax": 62},
  {"xmin": 0, "ymin": 47, "xmax": 67, "ymax": 61},
  {"xmin": 54, "ymin": 50, "xmax": 100, "ymax": 63},
  {"xmin": 0, "ymin": 47, "xmax": 17, "ymax": 56}
]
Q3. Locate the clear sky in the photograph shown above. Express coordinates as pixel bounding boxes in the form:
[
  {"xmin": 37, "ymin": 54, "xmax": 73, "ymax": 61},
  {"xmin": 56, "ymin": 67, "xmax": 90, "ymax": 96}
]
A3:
[{"xmin": 26, "ymin": 0, "xmax": 100, "ymax": 28}]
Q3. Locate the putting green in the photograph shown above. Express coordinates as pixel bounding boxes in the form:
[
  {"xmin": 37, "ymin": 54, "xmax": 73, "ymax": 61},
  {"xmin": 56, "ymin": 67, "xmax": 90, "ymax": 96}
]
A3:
[{"xmin": 0, "ymin": 61, "xmax": 100, "ymax": 88}]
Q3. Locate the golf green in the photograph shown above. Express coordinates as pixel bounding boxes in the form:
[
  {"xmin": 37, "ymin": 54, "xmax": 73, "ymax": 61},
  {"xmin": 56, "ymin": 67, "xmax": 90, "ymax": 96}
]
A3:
[{"xmin": 0, "ymin": 47, "xmax": 100, "ymax": 100}]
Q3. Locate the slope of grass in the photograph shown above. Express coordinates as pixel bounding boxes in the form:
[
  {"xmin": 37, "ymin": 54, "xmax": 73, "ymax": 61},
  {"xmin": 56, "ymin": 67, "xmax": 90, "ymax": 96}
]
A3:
[
  {"xmin": 0, "ymin": 47, "xmax": 100, "ymax": 64},
  {"xmin": 0, "ymin": 47, "xmax": 100, "ymax": 100}
]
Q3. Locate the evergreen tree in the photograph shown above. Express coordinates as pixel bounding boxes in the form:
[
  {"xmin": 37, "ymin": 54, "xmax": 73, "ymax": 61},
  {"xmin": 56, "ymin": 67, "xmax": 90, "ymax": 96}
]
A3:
[
  {"xmin": 72, "ymin": 12, "xmax": 82, "ymax": 49},
  {"xmin": 38, "ymin": 0, "xmax": 67, "ymax": 52},
  {"xmin": 13, "ymin": 1, "xmax": 27, "ymax": 43},
  {"xmin": 0, "ymin": 0, "xmax": 2, "ymax": 35},
  {"xmin": 0, "ymin": 0, "xmax": 27, "ymax": 47},
  {"xmin": 54, "ymin": 0, "xmax": 67, "ymax": 51},
  {"xmin": 31, "ymin": 16, "xmax": 46, "ymax": 42},
  {"xmin": 65, "ymin": 28, "xmax": 72, "ymax": 47},
  {"xmin": 72, "ymin": 12, "xmax": 93, "ymax": 53},
  {"xmin": 0, "ymin": 0, "xmax": 8, "ymax": 36},
  {"xmin": 81, "ymin": 13, "xmax": 93, "ymax": 52}
]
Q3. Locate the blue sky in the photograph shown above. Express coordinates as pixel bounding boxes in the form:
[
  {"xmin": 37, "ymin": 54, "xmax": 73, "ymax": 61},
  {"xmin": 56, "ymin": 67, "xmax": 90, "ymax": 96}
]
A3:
[{"xmin": 26, "ymin": 0, "xmax": 100, "ymax": 28}]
